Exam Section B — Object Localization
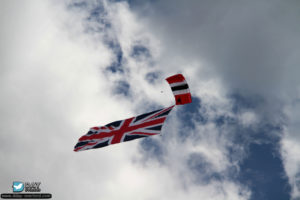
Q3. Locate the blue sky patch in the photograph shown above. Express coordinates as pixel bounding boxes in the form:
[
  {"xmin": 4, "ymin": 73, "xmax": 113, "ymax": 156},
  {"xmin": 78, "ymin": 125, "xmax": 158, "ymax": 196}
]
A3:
[
  {"xmin": 238, "ymin": 142, "xmax": 291, "ymax": 200},
  {"xmin": 187, "ymin": 153, "xmax": 224, "ymax": 184},
  {"xmin": 114, "ymin": 80, "xmax": 130, "ymax": 96},
  {"xmin": 105, "ymin": 41, "xmax": 125, "ymax": 73},
  {"xmin": 67, "ymin": 1, "xmax": 88, "ymax": 10},
  {"xmin": 139, "ymin": 137, "xmax": 165, "ymax": 163},
  {"xmin": 228, "ymin": 92, "xmax": 291, "ymax": 199},
  {"xmin": 176, "ymin": 97, "xmax": 207, "ymax": 132},
  {"xmin": 131, "ymin": 45, "xmax": 151, "ymax": 59},
  {"xmin": 145, "ymin": 72, "xmax": 160, "ymax": 83},
  {"xmin": 230, "ymin": 93, "xmax": 264, "ymax": 114}
]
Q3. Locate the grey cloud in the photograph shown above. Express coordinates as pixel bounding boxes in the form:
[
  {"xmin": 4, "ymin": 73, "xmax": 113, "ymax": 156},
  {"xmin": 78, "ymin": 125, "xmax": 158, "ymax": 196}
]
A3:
[
  {"xmin": 2, "ymin": 0, "xmax": 299, "ymax": 199},
  {"xmin": 128, "ymin": 0, "xmax": 300, "ymax": 198},
  {"xmin": 135, "ymin": 0, "xmax": 300, "ymax": 99}
]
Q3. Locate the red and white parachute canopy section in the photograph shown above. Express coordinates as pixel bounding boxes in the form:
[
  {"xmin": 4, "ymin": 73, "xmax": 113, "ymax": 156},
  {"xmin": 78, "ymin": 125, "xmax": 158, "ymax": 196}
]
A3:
[{"xmin": 166, "ymin": 74, "xmax": 192, "ymax": 105}]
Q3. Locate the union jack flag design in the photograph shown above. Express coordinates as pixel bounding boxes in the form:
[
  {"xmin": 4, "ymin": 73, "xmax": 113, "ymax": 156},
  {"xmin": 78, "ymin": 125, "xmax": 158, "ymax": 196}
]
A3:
[{"xmin": 74, "ymin": 105, "xmax": 175, "ymax": 152}]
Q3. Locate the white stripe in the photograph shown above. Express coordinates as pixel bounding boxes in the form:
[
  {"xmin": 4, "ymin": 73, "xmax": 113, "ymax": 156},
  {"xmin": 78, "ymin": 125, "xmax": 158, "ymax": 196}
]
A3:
[
  {"xmin": 125, "ymin": 129, "xmax": 161, "ymax": 136},
  {"xmin": 132, "ymin": 128, "xmax": 162, "ymax": 134},
  {"xmin": 169, "ymin": 80, "xmax": 187, "ymax": 87},
  {"xmin": 172, "ymin": 89, "xmax": 190, "ymax": 95},
  {"xmin": 125, "ymin": 125, "xmax": 163, "ymax": 135},
  {"xmin": 120, "ymin": 129, "xmax": 160, "ymax": 143}
]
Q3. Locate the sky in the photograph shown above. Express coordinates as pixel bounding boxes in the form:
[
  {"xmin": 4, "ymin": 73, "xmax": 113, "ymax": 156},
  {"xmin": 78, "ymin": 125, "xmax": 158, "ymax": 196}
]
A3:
[{"xmin": 0, "ymin": 0, "xmax": 300, "ymax": 199}]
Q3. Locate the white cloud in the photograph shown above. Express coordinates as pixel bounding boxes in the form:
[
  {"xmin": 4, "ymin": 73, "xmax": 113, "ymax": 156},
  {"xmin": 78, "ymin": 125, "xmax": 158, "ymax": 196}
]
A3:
[
  {"xmin": 4, "ymin": 0, "xmax": 299, "ymax": 199},
  {"xmin": 0, "ymin": 1, "xmax": 137, "ymax": 199},
  {"xmin": 129, "ymin": 0, "xmax": 300, "ymax": 199},
  {"xmin": 281, "ymin": 100, "xmax": 300, "ymax": 198},
  {"xmin": 239, "ymin": 111, "xmax": 257, "ymax": 127}
]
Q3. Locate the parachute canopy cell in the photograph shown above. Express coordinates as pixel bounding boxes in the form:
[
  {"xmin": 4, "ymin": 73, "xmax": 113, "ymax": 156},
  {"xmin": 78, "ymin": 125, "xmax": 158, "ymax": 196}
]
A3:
[{"xmin": 166, "ymin": 74, "xmax": 192, "ymax": 105}]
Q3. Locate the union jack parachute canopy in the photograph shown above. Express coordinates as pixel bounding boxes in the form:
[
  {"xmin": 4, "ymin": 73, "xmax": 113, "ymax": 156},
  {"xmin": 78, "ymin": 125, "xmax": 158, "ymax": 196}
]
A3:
[{"xmin": 74, "ymin": 105, "xmax": 174, "ymax": 152}]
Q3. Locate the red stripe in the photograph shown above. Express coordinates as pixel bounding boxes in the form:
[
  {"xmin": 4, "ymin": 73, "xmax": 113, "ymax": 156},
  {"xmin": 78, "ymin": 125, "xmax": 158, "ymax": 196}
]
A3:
[
  {"xmin": 111, "ymin": 118, "xmax": 134, "ymax": 144},
  {"xmin": 175, "ymin": 93, "xmax": 192, "ymax": 105},
  {"xmin": 74, "ymin": 148, "xmax": 80, "ymax": 152},
  {"xmin": 166, "ymin": 74, "xmax": 185, "ymax": 84}
]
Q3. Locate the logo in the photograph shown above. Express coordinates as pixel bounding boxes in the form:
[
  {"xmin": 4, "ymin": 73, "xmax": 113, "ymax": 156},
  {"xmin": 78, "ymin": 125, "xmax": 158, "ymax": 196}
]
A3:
[
  {"xmin": 12, "ymin": 182, "xmax": 24, "ymax": 192},
  {"xmin": 1, "ymin": 181, "xmax": 52, "ymax": 199}
]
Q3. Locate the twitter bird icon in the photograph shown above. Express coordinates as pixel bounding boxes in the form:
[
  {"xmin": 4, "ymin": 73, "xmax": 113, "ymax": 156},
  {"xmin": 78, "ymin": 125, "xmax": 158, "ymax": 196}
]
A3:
[{"xmin": 12, "ymin": 182, "xmax": 24, "ymax": 192}]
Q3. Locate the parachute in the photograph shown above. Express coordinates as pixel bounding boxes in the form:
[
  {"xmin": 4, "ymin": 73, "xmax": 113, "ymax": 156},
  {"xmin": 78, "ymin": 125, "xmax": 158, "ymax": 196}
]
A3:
[
  {"xmin": 74, "ymin": 73, "xmax": 192, "ymax": 152},
  {"xmin": 166, "ymin": 74, "xmax": 192, "ymax": 105}
]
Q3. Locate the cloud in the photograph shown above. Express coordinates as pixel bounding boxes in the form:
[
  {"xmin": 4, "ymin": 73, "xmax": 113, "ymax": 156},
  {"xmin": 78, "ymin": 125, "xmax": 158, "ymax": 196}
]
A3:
[
  {"xmin": 0, "ymin": 1, "xmax": 139, "ymax": 199},
  {"xmin": 134, "ymin": 0, "xmax": 300, "ymax": 97},
  {"xmin": 281, "ymin": 100, "xmax": 300, "ymax": 198},
  {"xmin": 1, "ymin": 0, "xmax": 248, "ymax": 199},
  {"xmin": 127, "ymin": 0, "xmax": 300, "ymax": 198},
  {"xmin": 1, "ymin": 0, "xmax": 299, "ymax": 199}
]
